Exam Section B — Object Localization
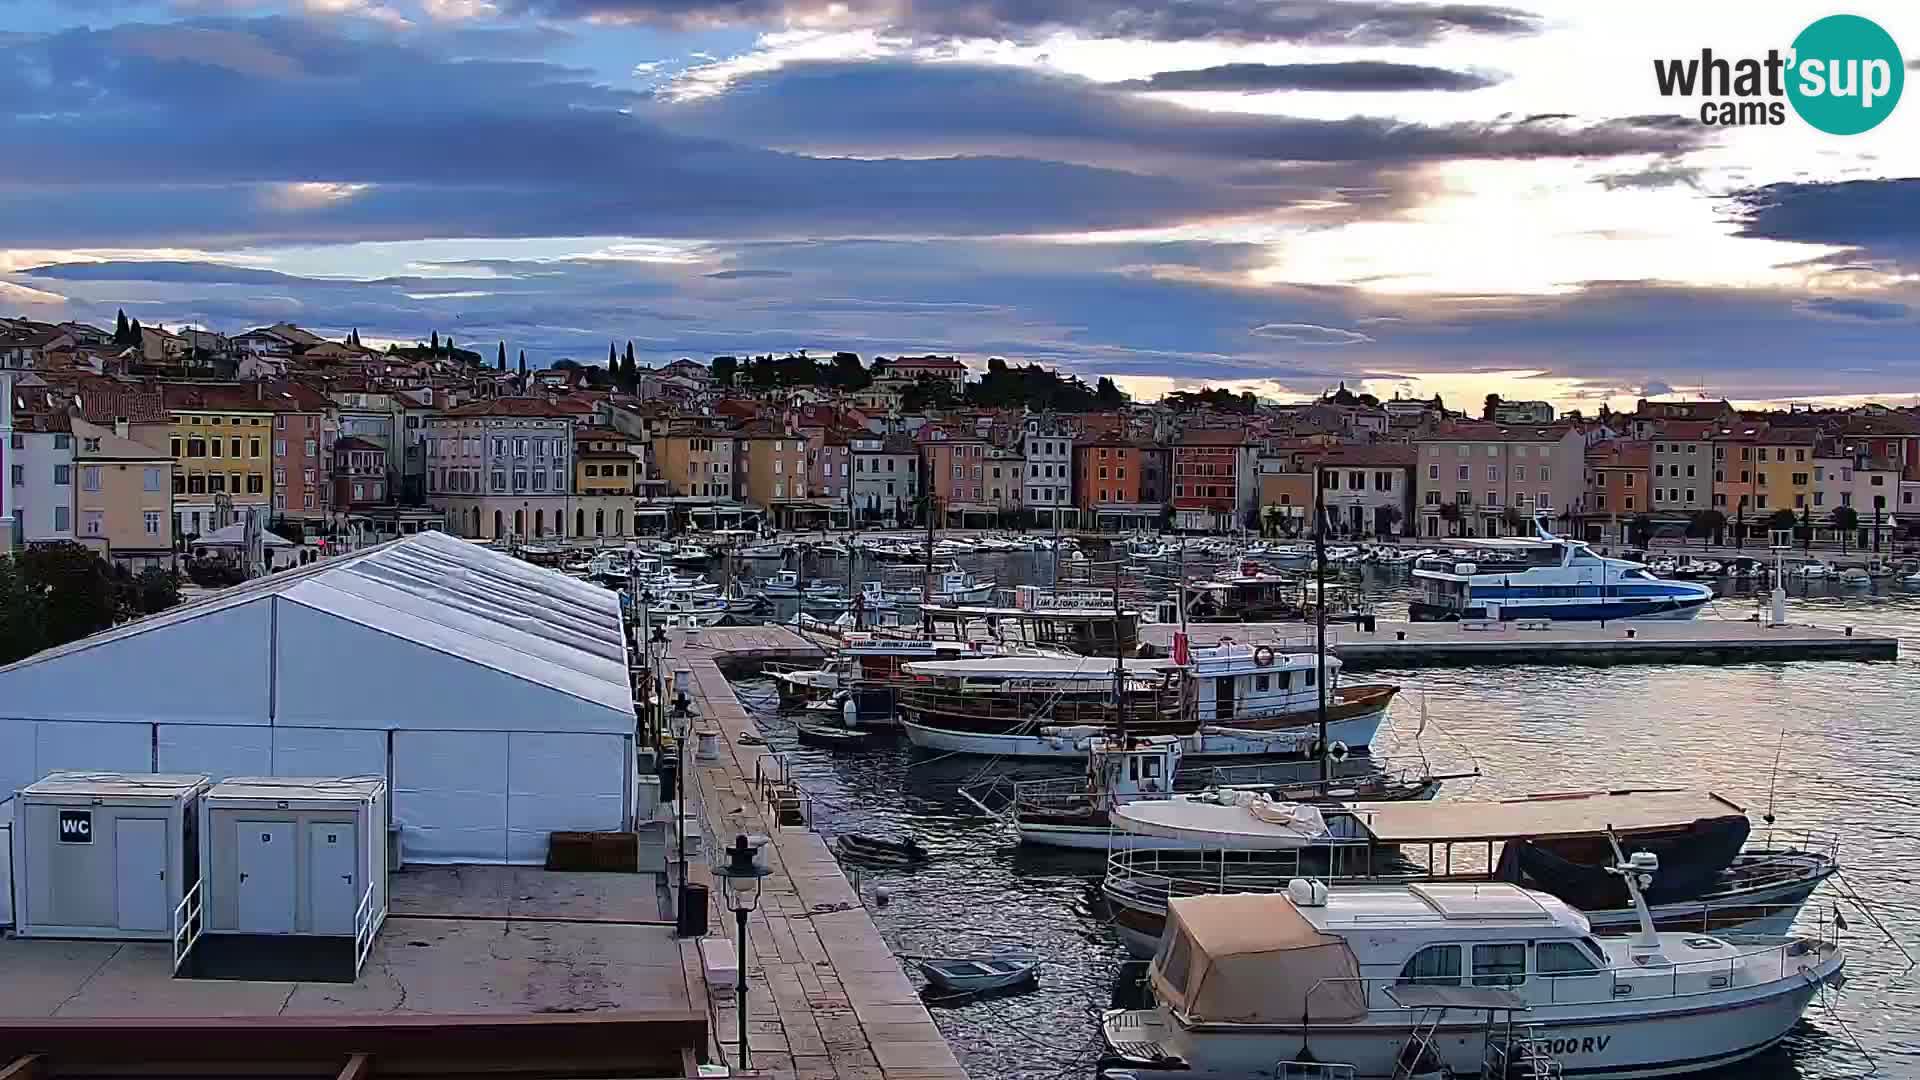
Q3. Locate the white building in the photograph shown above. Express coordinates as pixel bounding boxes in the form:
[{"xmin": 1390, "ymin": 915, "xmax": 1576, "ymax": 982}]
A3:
[
  {"xmin": 1023, "ymin": 419, "xmax": 1077, "ymax": 527},
  {"xmin": 11, "ymin": 414, "xmax": 74, "ymax": 544},
  {"xmin": 0, "ymin": 532, "xmax": 637, "ymax": 865}
]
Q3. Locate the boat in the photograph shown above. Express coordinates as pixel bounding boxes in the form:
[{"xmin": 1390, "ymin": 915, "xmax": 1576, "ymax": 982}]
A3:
[
  {"xmin": 881, "ymin": 564, "xmax": 997, "ymax": 605},
  {"xmin": 768, "ymin": 655, "xmax": 852, "ymax": 704},
  {"xmin": 1794, "ymin": 560, "xmax": 1832, "ymax": 580},
  {"xmin": 896, "ymin": 641, "xmax": 1398, "ymax": 760},
  {"xmin": 1725, "ymin": 556, "xmax": 1767, "ymax": 580},
  {"xmin": 1839, "ymin": 566, "xmax": 1871, "ymax": 587},
  {"xmin": 1410, "ymin": 519, "xmax": 1712, "ymax": 622},
  {"xmin": 998, "ymin": 735, "xmax": 1454, "ymax": 850},
  {"xmin": 795, "ymin": 721, "xmax": 880, "ymax": 750},
  {"xmin": 668, "ymin": 542, "xmax": 712, "ymax": 566},
  {"xmin": 759, "ymin": 569, "xmax": 804, "ymax": 597},
  {"xmin": 811, "ymin": 540, "xmax": 851, "ymax": 557},
  {"xmin": 834, "ymin": 833, "xmax": 930, "ymax": 866},
  {"xmin": 740, "ymin": 541, "xmax": 790, "ymax": 559},
  {"xmin": 916, "ymin": 950, "xmax": 1039, "ymax": 993},
  {"xmin": 1099, "ymin": 851, "xmax": 1846, "ymax": 1080},
  {"xmin": 1101, "ymin": 788, "xmax": 1840, "ymax": 959}
]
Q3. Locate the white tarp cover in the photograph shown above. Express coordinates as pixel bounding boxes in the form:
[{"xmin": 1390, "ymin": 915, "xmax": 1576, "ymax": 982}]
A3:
[
  {"xmin": 1114, "ymin": 796, "xmax": 1329, "ymax": 850},
  {"xmin": 1151, "ymin": 894, "xmax": 1368, "ymax": 1025},
  {"xmin": 0, "ymin": 533, "xmax": 636, "ymax": 864}
]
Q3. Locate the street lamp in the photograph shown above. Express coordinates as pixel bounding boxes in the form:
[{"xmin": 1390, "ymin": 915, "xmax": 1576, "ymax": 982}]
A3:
[
  {"xmin": 714, "ymin": 833, "xmax": 771, "ymax": 1071},
  {"xmin": 670, "ymin": 672, "xmax": 691, "ymax": 890}
]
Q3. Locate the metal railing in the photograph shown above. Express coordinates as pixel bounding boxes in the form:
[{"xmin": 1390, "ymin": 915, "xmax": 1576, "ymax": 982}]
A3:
[
  {"xmin": 352, "ymin": 879, "xmax": 379, "ymax": 976},
  {"xmin": 171, "ymin": 879, "xmax": 203, "ymax": 975}
]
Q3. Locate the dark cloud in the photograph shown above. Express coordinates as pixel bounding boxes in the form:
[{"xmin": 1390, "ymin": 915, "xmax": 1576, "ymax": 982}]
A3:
[
  {"xmin": 1728, "ymin": 179, "xmax": 1920, "ymax": 266},
  {"xmin": 1114, "ymin": 61, "xmax": 1500, "ymax": 93},
  {"xmin": 704, "ymin": 269, "xmax": 793, "ymax": 279},
  {"xmin": 0, "ymin": 18, "xmax": 1269, "ymax": 247},
  {"xmin": 662, "ymin": 61, "xmax": 1702, "ymax": 169},
  {"xmin": 24, "ymin": 260, "xmax": 307, "ymax": 285},
  {"xmin": 503, "ymin": 0, "xmax": 1539, "ymax": 45},
  {"xmin": 1593, "ymin": 164, "xmax": 1702, "ymax": 191},
  {"xmin": 1798, "ymin": 296, "xmax": 1910, "ymax": 321},
  {"xmin": 1249, "ymin": 322, "xmax": 1372, "ymax": 345}
]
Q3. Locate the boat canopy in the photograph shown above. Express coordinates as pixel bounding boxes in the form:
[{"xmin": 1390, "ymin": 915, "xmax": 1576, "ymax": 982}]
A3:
[
  {"xmin": 901, "ymin": 655, "xmax": 1172, "ymax": 680},
  {"xmin": 1113, "ymin": 795, "xmax": 1330, "ymax": 849},
  {"xmin": 1150, "ymin": 894, "xmax": 1368, "ymax": 1025},
  {"xmin": 1353, "ymin": 789, "xmax": 1746, "ymax": 844},
  {"xmin": 1383, "ymin": 985, "xmax": 1529, "ymax": 1012}
]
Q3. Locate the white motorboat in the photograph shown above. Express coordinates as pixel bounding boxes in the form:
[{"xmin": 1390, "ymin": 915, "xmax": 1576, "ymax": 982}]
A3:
[
  {"xmin": 1100, "ymin": 858, "xmax": 1846, "ymax": 1079},
  {"xmin": 760, "ymin": 569, "xmax": 804, "ymax": 597},
  {"xmin": 1838, "ymin": 567, "xmax": 1871, "ymax": 587},
  {"xmin": 1411, "ymin": 520, "xmax": 1711, "ymax": 622},
  {"xmin": 916, "ymin": 950, "xmax": 1039, "ymax": 993},
  {"xmin": 740, "ymin": 541, "xmax": 790, "ymax": 559},
  {"xmin": 811, "ymin": 540, "xmax": 852, "ymax": 557},
  {"xmin": 882, "ymin": 565, "xmax": 996, "ymax": 605},
  {"xmin": 1794, "ymin": 560, "xmax": 1833, "ymax": 579},
  {"xmin": 668, "ymin": 542, "xmax": 712, "ymax": 566}
]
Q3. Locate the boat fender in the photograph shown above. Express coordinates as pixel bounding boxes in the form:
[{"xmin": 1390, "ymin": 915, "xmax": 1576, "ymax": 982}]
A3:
[{"xmin": 1253, "ymin": 646, "xmax": 1276, "ymax": 667}]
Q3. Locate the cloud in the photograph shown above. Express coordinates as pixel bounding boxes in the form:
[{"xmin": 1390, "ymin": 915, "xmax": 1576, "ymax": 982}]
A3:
[
  {"xmin": 1114, "ymin": 61, "xmax": 1500, "ymax": 93},
  {"xmin": 1250, "ymin": 322, "xmax": 1372, "ymax": 345},
  {"xmin": 500, "ymin": 0, "xmax": 1540, "ymax": 46},
  {"xmin": 0, "ymin": 18, "xmax": 1268, "ymax": 248},
  {"xmin": 1640, "ymin": 380, "xmax": 1674, "ymax": 396},
  {"xmin": 704, "ymin": 268, "xmax": 792, "ymax": 279},
  {"xmin": 663, "ymin": 61, "xmax": 1703, "ymax": 171},
  {"xmin": 1593, "ymin": 164, "xmax": 1702, "ymax": 191},
  {"xmin": 1728, "ymin": 178, "xmax": 1920, "ymax": 266},
  {"xmin": 1797, "ymin": 296, "xmax": 1910, "ymax": 322}
]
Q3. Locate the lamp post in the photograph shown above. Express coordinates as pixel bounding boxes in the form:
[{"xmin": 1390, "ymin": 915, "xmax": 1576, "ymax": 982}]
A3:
[
  {"xmin": 645, "ymin": 612, "xmax": 665, "ymax": 745},
  {"xmin": 714, "ymin": 833, "xmax": 771, "ymax": 1071},
  {"xmin": 670, "ymin": 674, "xmax": 691, "ymax": 890}
]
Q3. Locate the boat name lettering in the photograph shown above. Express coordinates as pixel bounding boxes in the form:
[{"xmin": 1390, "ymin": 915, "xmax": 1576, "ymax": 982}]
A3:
[{"xmin": 1543, "ymin": 1036, "xmax": 1611, "ymax": 1056}]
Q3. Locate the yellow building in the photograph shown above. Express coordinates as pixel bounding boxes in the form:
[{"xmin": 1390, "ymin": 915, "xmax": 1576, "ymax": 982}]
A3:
[
  {"xmin": 656, "ymin": 421, "xmax": 736, "ymax": 499},
  {"xmin": 1753, "ymin": 427, "xmax": 1819, "ymax": 516},
  {"xmin": 160, "ymin": 385, "xmax": 273, "ymax": 537},
  {"xmin": 573, "ymin": 425, "xmax": 640, "ymax": 539},
  {"xmin": 71, "ymin": 418, "xmax": 175, "ymax": 570}
]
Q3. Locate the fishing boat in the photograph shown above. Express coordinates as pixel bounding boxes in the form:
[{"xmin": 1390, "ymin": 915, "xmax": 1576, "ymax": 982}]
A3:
[
  {"xmin": 1410, "ymin": 520, "xmax": 1712, "ymax": 622},
  {"xmin": 895, "ymin": 642, "xmax": 1398, "ymax": 760},
  {"xmin": 759, "ymin": 569, "xmax": 804, "ymax": 597},
  {"xmin": 1100, "ymin": 788, "xmax": 1840, "ymax": 958},
  {"xmin": 1792, "ymin": 560, "xmax": 1832, "ymax": 580},
  {"xmin": 1839, "ymin": 566, "xmax": 1871, "ymax": 587},
  {"xmin": 916, "ymin": 950, "xmax": 1039, "ymax": 993},
  {"xmin": 835, "ymin": 833, "xmax": 930, "ymax": 866},
  {"xmin": 668, "ymin": 542, "xmax": 712, "ymax": 567},
  {"xmin": 1098, "ymin": 842, "xmax": 1846, "ymax": 1080},
  {"xmin": 768, "ymin": 654, "xmax": 853, "ymax": 705},
  {"xmin": 994, "ymin": 734, "xmax": 1455, "ymax": 850},
  {"xmin": 881, "ymin": 564, "xmax": 997, "ymax": 605},
  {"xmin": 811, "ymin": 540, "xmax": 852, "ymax": 557},
  {"xmin": 795, "ymin": 721, "xmax": 880, "ymax": 750},
  {"xmin": 740, "ymin": 541, "xmax": 790, "ymax": 559}
]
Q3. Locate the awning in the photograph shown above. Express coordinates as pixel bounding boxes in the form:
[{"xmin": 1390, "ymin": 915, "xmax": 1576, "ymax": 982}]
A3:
[
  {"xmin": 1354, "ymin": 789, "xmax": 1746, "ymax": 844},
  {"xmin": 1150, "ymin": 894, "xmax": 1367, "ymax": 1025}
]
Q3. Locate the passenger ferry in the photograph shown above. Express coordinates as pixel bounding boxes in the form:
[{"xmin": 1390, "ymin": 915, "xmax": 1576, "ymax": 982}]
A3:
[{"xmin": 1409, "ymin": 522, "xmax": 1711, "ymax": 622}]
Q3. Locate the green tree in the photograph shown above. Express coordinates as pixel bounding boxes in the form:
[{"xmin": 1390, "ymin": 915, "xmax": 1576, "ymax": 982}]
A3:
[
  {"xmin": 1831, "ymin": 505, "xmax": 1860, "ymax": 553},
  {"xmin": 1378, "ymin": 503, "xmax": 1404, "ymax": 538},
  {"xmin": 431, "ymin": 330, "xmax": 440, "ymax": 352},
  {"xmin": 608, "ymin": 341, "xmax": 618, "ymax": 375},
  {"xmin": 1096, "ymin": 376, "xmax": 1125, "ymax": 407},
  {"xmin": 1482, "ymin": 393, "xmax": 1502, "ymax": 421},
  {"xmin": 122, "ymin": 567, "xmax": 181, "ymax": 617},
  {"xmin": 516, "ymin": 349, "xmax": 524, "ymax": 374},
  {"xmin": 902, "ymin": 375, "xmax": 958, "ymax": 412},
  {"xmin": 830, "ymin": 351, "xmax": 871, "ymax": 391},
  {"xmin": 1501, "ymin": 506, "xmax": 1525, "ymax": 534},
  {"xmin": 623, "ymin": 341, "xmax": 637, "ymax": 390},
  {"xmin": 269, "ymin": 516, "xmax": 306, "ymax": 545},
  {"xmin": 349, "ymin": 328, "xmax": 361, "ymax": 347},
  {"xmin": 497, "ymin": 341, "xmax": 507, "ymax": 371},
  {"xmin": 712, "ymin": 355, "xmax": 738, "ymax": 387},
  {"xmin": 1628, "ymin": 513, "xmax": 1654, "ymax": 548},
  {"xmin": 1686, "ymin": 509, "xmax": 1726, "ymax": 548},
  {"xmin": 127, "ymin": 317, "xmax": 143, "ymax": 349},
  {"xmin": 12, "ymin": 543, "xmax": 117, "ymax": 657},
  {"xmin": 113, "ymin": 309, "xmax": 130, "ymax": 345},
  {"xmin": 1438, "ymin": 501, "xmax": 1463, "ymax": 537},
  {"xmin": 1766, "ymin": 508, "xmax": 1798, "ymax": 536}
]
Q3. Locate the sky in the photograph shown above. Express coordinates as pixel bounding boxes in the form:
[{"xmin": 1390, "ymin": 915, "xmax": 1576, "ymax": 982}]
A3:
[{"xmin": 3, "ymin": 0, "xmax": 1920, "ymax": 412}]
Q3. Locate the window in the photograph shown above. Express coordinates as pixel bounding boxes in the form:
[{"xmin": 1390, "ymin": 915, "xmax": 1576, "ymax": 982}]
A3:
[
  {"xmin": 1686, "ymin": 488, "xmax": 1696, "ymax": 503},
  {"xmin": 210, "ymin": 437, "xmax": 223, "ymax": 459},
  {"xmin": 1428, "ymin": 464, "xmax": 1439, "ymax": 480},
  {"xmin": 274, "ymin": 439, "xmax": 287, "ymax": 457},
  {"xmin": 53, "ymin": 506, "xmax": 69, "ymax": 532},
  {"xmin": 276, "ymin": 415, "xmax": 287, "ymax": 430},
  {"xmin": 1536, "ymin": 941, "xmax": 1600, "ymax": 976},
  {"xmin": 143, "ymin": 467, "xmax": 161, "ymax": 492},
  {"xmin": 1624, "ymin": 496, "xmax": 1635, "ymax": 510},
  {"xmin": 1487, "ymin": 465, "xmax": 1498, "ymax": 481},
  {"xmin": 188, "ymin": 474, "xmax": 205, "ymax": 494},
  {"xmin": 53, "ymin": 464, "xmax": 70, "ymax": 486},
  {"xmin": 1537, "ymin": 492, "xmax": 1551, "ymax": 508},
  {"xmin": 82, "ymin": 510, "xmax": 103, "ymax": 536},
  {"xmin": 1425, "ymin": 491, "xmax": 1440, "ymax": 505},
  {"xmin": 1473, "ymin": 943, "xmax": 1527, "ymax": 987},
  {"xmin": 1457, "ymin": 465, "xmax": 1470, "ymax": 480},
  {"xmin": 1757, "ymin": 495, "xmax": 1769, "ymax": 509},
  {"xmin": 250, "ymin": 438, "xmax": 262, "ymax": 458},
  {"xmin": 1872, "ymin": 474, "xmax": 1887, "ymax": 487},
  {"xmin": 1486, "ymin": 490, "xmax": 1498, "ymax": 506},
  {"xmin": 230, "ymin": 438, "xmax": 241, "ymax": 458},
  {"xmin": 8, "ymin": 464, "xmax": 18, "ymax": 487},
  {"xmin": 491, "ymin": 470, "xmax": 507, "ymax": 492},
  {"xmin": 144, "ymin": 510, "xmax": 161, "ymax": 536},
  {"xmin": 1624, "ymin": 474, "xmax": 1635, "ymax": 488},
  {"xmin": 1514, "ymin": 466, "xmax": 1526, "ymax": 482},
  {"xmin": 1397, "ymin": 945, "xmax": 1461, "ymax": 987},
  {"xmin": 304, "ymin": 438, "xmax": 317, "ymax": 456}
]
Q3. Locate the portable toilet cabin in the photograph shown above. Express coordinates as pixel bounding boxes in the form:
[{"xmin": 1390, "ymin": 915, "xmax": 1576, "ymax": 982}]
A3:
[
  {"xmin": 9, "ymin": 772, "xmax": 210, "ymax": 941},
  {"xmin": 0, "ymin": 797, "xmax": 14, "ymax": 931},
  {"xmin": 188, "ymin": 776, "xmax": 389, "ymax": 983}
]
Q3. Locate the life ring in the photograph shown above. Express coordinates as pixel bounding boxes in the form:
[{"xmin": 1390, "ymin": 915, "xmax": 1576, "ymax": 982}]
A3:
[
  {"xmin": 1329, "ymin": 740, "xmax": 1350, "ymax": 762},
  {"xmin": 1253, "ymin": 646, "xmax": 1276, "ymax": 667}
]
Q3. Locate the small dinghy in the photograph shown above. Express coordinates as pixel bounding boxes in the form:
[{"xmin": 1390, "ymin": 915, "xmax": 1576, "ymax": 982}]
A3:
[
  {"xmin": 835, "ymin": 833, "xmax": 929, "ymax": 866},
  {"xmin": 916, "ymin": 950, "xmax": 1039, "ymax": 993},
  {"xmin": 796, "ymin": 723, "xmax": 878, "ymax": 750}
]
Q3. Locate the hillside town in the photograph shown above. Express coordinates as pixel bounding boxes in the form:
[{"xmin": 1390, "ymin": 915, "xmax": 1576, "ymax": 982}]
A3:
[{"xmin": 3, "ymin": 313, "xmax": 1918, "ymax": 572}]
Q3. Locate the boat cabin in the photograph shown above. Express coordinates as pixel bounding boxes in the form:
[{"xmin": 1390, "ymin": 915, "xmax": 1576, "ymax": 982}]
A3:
[
  {"xmin": 1187, "ymin": 643, "xmax": 1335, "ymax": 725},
  {"xmin": 920, "ymin": 601, "xmax": 1143, "ymax": 653}
]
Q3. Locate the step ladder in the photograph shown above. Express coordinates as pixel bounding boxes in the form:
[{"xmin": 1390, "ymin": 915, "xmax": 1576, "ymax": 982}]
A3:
[{"xmin": 1483, "ymin": 1022, "xmax": 1562, "ymax": 1080}]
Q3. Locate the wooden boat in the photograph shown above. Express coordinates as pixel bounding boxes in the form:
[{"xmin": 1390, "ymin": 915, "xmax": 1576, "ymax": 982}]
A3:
[
  {"xmin": 795, "ymin": 722, "xmax": 879, "ymax": 750},
  {"xmin": 915, "ymin": 950, "xmax": 1039, "ymax": 993},
  {"xmin": 835, "ymin": 833, "xmax": 930, "ymax": 866}
]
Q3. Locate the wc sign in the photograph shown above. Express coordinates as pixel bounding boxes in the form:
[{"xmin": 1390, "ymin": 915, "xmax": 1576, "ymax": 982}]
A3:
[{"xmin": 58, "ymin": 809, "xmax": 92, "ymax": 844}]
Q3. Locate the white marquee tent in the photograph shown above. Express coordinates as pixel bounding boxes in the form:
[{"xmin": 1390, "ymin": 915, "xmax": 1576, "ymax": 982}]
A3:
[{"xmin": 0, "ymin": 531, "xmax": 636, "ymax": 864}]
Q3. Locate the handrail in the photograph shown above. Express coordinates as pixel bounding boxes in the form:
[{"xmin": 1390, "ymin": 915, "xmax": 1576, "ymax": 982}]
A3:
[
  {"xmin": 352, "ymin": 878, "xmax": 378, "ymax": 975},
  {"xmin": 171, "ymin": 879, "xmax": 203, "ymax": 975}
]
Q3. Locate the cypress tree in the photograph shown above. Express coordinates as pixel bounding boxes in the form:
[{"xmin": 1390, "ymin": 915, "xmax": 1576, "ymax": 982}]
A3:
[
  {"xmin": 498, "ymin": 341, "xmax": 507, "ymax": 370},
  {"xmin": 608, "ymin": 341, "xmax": 617, "ymax": 373},
  {"xmin": 518, "ymin": 350, "xmax": 527, "ymax": 378},
  {"xmin": 128, "ymin": 317, "xmax": 144, "ymax": 347},
  {"xmin": 114, "ymin": 309, "xmax": 130, "ymax": 345},
  {"xmin": 430, "ymin": 330, "xmax": 440, "ymax": 352}
]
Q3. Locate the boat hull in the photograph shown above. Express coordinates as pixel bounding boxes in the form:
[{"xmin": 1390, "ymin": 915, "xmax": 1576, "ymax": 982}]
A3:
[
  {"xmin": 903, "ymin": 706, "xmax": 1387, "ymax": 761},
  {"xmin": 1407, "ymin": 595, "xmax": 1708, "ymax": 622},
  {"xmin": 1100, "ymin": 955, "xmax": 1840, "ymax": 1079}
]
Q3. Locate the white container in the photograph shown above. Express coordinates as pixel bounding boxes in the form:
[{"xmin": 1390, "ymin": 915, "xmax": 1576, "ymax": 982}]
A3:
[
  {"xmin": 11, "ymin": 772, "xmax": 211, "ymax": 941},
  {"xmin": 199, "ymin": 776, "xmax": 388, "ymax": 940},
  {"xmin": 1, "ymin": 797, "xmax": 14, "ymax": 930}
]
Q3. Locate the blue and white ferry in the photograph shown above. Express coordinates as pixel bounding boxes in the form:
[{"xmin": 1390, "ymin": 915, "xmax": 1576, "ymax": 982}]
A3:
[{"xmin": 1408, "ymin": 522, "xmax": 1711, "ymax": 622}]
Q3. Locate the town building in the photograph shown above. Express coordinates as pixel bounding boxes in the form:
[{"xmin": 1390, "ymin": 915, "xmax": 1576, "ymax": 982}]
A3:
[
  {"xmin": 850, "ymin": 432, "xmax": 918, "ymax": 525},
  {"xmin": 1257, "ymin": 459, "xmax": 1313, "ymax": 535},
  {"xmin": 1172, "ymin": 428, "xmax": 1256, "ymax": 533},
  {"xmin": 1076, "ymin": 434, "xmax": 1163, "ymax": 532},
  {"xmin": 1313, "ymin": 445, "xmax": 1416, "ymax": 537},
  {"xmin": 574, "ymin": 425, "xmax": 639, "ymax": 539},
  {"xmin": 160, "ymin": 384, "xmax": 273, "ymax": 538},
  {"xmin": 1023, "ymin": 418, "xmax": 1077, "ymax": 527},
  {"xmin": 266, "ymin": 381, "xmax": 334, "ymax": 528},
  {"xmin": 655, "ymin": 419, "xmax": 735, "ymax": 499},
  {"xmin": 735, "ymin": 422, "xmax": 815, "ymax": 528},
  {"xmin": 1751, "ymin": 427, "xmax": 1820, "ymax": 517},
  {"xmin": 1492, "ymin": 400, "xmax": 1555, "ymax": 424},
  {"xmin": 331, "ymin": 436, "xmax": 389, "ymax": 510},
  {"xmin": 425, "ymin": 398, "xmax": 576, "ymax": 541},
  {"xmin": 71, "ymin": 417, "xmax": 174, "ymax": 570},
  {"xmin": 1414, "ymin": 424, "xmax": 1586, "ymax": 538},
  {"xmin": 882, "ymin": 355, "xmax": 968, "ymax": 394},
  {"xmin": 921, "ymin": 427, "xmax": 991, "ymax": 522},
  {"xmin": 10, "ymin": 408, "xmax": 74, "ymax": 544},
  {"xmin": 1582, "ymin": 440, "xmax": 1651, "ymax": 544},
  {"xmin": 1649, "ymin": 420, "xmax": 1713, "ymax": 520}
]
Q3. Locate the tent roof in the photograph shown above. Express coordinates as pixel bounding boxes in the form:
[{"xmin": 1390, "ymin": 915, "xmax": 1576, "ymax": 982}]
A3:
[
  {"xmin": 0, "ymin": 531, "xmax": 634, "ymax": 722},
  {"xmin": 195, "ymin": 522, "xmax": 296, "ymax": 547},
  {"xmin": 1354, "ymin": 789, "xmax": 1746, "ymax": 844}
]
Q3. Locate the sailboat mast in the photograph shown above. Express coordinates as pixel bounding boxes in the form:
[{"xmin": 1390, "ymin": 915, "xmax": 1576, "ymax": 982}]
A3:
[
  {"xmin": 1113, "ymin": 558, "xmax": 1127, "ymax": 746},
  {"xmin": 1315, "ymin": 461, "xmax": 1329, "ymax": 785},
  {"xmin": 922, "ymin": 455, "xmax": 936, "ymax": 636}
]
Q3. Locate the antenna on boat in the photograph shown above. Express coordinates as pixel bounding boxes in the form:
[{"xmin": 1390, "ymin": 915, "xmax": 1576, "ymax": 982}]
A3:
[
  {"xmin": 1113, "ymin": 558, "xmax": 1129, "ymax": 748},
  {"xmin": 1604, "ymin": 827, "xmax": 1663, "ymax": 953},
  {"xmin": 1763, "ymin": 727, "xmax": 1787, "ymax": 829}
]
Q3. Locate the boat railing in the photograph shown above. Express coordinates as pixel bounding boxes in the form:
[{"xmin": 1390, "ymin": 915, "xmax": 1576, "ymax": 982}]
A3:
[
  {"xmin": 896, "ymin": 686, "xmax": 1175, "ymax": 728},
  {"xmin": 1281, "ymin": 933, "xmax": 1838, "ymax": 1022}
]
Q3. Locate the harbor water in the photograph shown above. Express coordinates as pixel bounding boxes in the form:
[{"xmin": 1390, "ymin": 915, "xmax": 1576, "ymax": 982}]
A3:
[{"xmin": 726, "ymin": 548, "xmax": 1920, "ymax": 1080}]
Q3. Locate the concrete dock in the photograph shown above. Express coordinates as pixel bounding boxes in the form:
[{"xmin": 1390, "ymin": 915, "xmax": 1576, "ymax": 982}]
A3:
[
  {"xmin": 1142, "ymin": 618, "xmax": 1898, "ymax": 669},
  {"xmin": 664, "ymin": 625, "xmax": 965, "ymax": 1080}
]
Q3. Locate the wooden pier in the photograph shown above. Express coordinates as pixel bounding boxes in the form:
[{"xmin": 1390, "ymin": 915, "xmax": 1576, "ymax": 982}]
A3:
[
  {"xmin": 1142, "ymin": 618, "xmax": 1898, "ymax": 670},
  {"xmin": 662, "ymin": 625, "xmax": 965, "ymax": 1080}
]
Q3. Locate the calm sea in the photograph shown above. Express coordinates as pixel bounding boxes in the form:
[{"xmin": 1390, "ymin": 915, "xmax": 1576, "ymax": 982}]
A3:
[{"xmin": 728, "ymin": 550, "xmax": 1920, "ymax": 1080}]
